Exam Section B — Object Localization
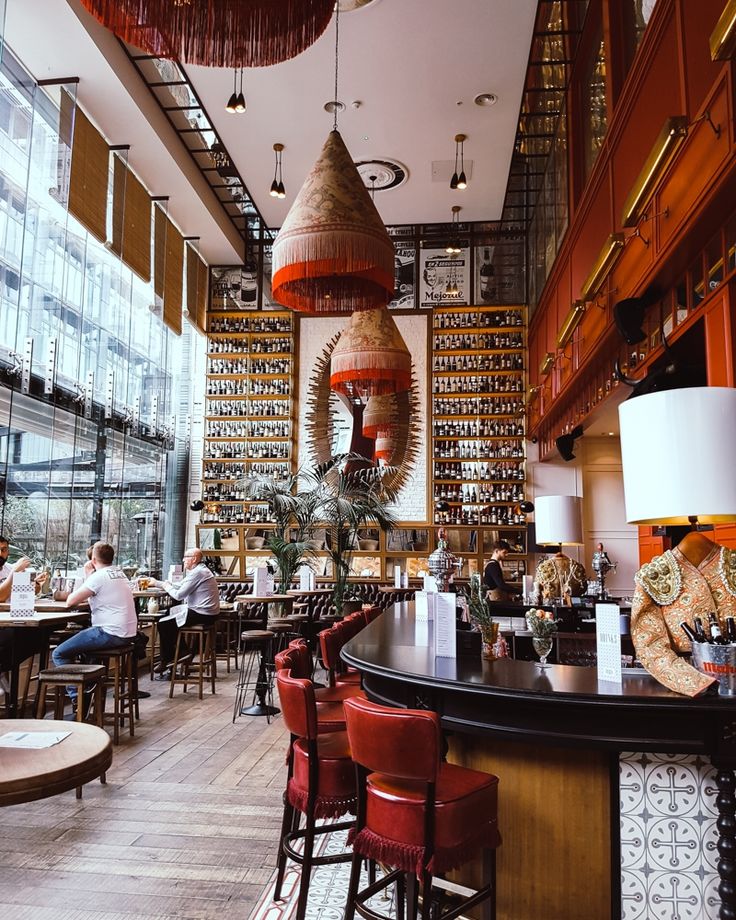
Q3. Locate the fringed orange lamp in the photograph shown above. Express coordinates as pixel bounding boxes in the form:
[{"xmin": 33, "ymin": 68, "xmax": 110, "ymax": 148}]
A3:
[
  {"xmin": 272, "ymin": 130, "xmax": 395, "ymax": 314},
  {"xmin": 330, "ymin": 307, "xmax": 411, "ymax": 397},
  {"xmin": 374, "ymin": 431, "xmax": 397, "ymax": 463},
  {"xmin": 77, "ymin": 0, "xmax": 335, "ymax": 68},
  {"xmin": 362, "ymin": 394, "xmax": 398, "ymax": 439}
]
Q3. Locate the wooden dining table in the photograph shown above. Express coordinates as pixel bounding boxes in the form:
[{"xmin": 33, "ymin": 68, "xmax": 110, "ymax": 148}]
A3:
[
  {"xmin": 0, "ymin": 719, "xmax": 112, "ymax": 806},
  {"xmin": 0, "ymin": 601, "xmax": 91, "ymax": 719}
]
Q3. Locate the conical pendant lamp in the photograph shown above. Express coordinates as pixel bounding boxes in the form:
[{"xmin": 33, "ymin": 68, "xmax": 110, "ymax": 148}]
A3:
[
  {"xmin": 330, "ymin": 307, "xmax": 411, "ymax": 396},
  {"xmin": 374, "ymin": 431, "xmax": 397, "ymax": 463},
  {"xmin": 362, "ymin": 394, "xmax": 398, "ymax": 439},
  {"xmin": 272, "ymin": 130, "xmax": 395, "ymax": 314}
]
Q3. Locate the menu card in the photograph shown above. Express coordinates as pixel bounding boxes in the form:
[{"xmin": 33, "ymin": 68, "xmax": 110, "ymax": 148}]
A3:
[
  {"xmin": 423, "ymin": 574, "xmax": 437, "ymax": 593},
  {"xmin": 10, "ymin": 571, "xmax": 34, "ymax": 618},
  {"xmin": 252, "ymin": 566, "xmax": 273, "ymax": 596},
  {"xmin": 0, "ymin": 730, "xmax": 71, "ymax": 749},
  {"xmin": 415, "ymin": 590, "xmax": 433, "ymax": 621},
  {"xmin": 394, "ymin": 567, "xmax": 402, "ymax": 588},
  {"xmin": 434, "ymin": 593, "xmax": 457, "ymax": 658},
  {"xmin": 596, "ymin": 603, "xmax": 622, "ymax": 685}
]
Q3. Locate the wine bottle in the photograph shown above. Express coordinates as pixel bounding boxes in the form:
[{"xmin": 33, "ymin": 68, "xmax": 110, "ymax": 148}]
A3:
[
  {"xmin": 727, "ymin": 617, "xmax": 736, "ymax": 643},
  {"xmin": 708, "ymin": 612, "xmax": 727, "ymax": 644},
  {"xmin": 693, "ymin": 617, "xmax": 709, "ymax": 642},
  {"xmin": 680, "ymin": 621, "xmax": 700, "ymax": 644},
  {"xmin": 479, "ymin": 248, "xmax": 496, "ymax": 303}
]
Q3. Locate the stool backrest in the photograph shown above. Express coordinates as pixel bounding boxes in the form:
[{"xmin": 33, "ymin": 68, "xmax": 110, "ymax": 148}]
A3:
[
  {"xmin": 274, "ymin": 641, "xmax": 311, "ymax": 679},
  {"xmin": 318, "ymin": 625, "xmax": 341, "ymax": 673},
  {"xmin": 362, "ymin": 606, "xmax": 382, "ymax": 626},
  {"xmin": 343, "ymin": 696, "xmax": 440, "ymax": 783},
  {"xmin": 341, "ymin": 612, "xmax": 364, "ymax": 641},
  {"xmin": 276, "ymin": 669, "xmax": 318, "ymax": 740}
]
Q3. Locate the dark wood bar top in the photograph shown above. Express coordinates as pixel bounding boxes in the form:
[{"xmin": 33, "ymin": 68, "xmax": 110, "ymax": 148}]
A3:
[{"xmin": 341, "ymin": 602, "xmax": 736, "ymax": 760}]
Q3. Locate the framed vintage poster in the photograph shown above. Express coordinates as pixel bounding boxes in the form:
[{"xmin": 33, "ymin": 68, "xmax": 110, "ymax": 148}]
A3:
[
  {"xmin": 209, "ymin": 264, "xmax": 259, "ymax": 311},
  {"xmin": 419, "ymin": 245, "xmax": 470, "ymax": 307},
  {"xmin": 389, "ymin": 243, "xmax": 416, "ymax": 309}
]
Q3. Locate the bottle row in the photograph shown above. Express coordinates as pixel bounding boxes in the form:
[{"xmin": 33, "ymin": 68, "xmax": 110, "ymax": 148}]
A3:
[
  {"xmin": 433, "ymin": 462, "xmax": 525, "ymax": 481},
  {"xmin": 435, "ymin": 484, "xmax": 525, "ymax": 504},
  {"xmin": 208, "ymin": 337, "xmax": 292, "ymax": 354},
  {"xmin": 435, "ymin": 440, "xmax": 525, "ymax": 459},
  {"xmin": 433, "ymin": 354, "xmax": 523, "ymax": 372},
  {"xmin": 434, "ymin": 420, "xmax": 525, "ymax": 440},
  {"xmin": 434, "ymin": 508, "xmax": 527, "ymax": 526},
  {"xmin": 203, "ymin": 485, "xmax": 249, "ymax": 502},
  {"xmin": 206, "ymin": 420, "xmax": 290, "ymax": 439},
  {"xmin": 206, "ymin": 399, "xmax": 291, "ymax": 418},
  {"xmin": 202, "ymin": 461, "xmax": 291, "ymax": 480},
  {"xmin": 204, "ymin": 443, "xmax": 290, "ymax": 459},
  {"xmin": 209, "ymin": 316, "xmax": 292, "ymax": 333},
  {"xmin": 200, "ymin": 505, "xmax": 273, "ymax": 525},
  {"xmin": 433, "ymin": 332, "xmax": 524, "ymax": 351},
  {"xmin": 681, "ymin": 614, "xmax": 736, "ymax": 645},
  {"xmin": 433, "ymin": 310, "xmax": 523, "ymax": 330},
  {"xmin": 433, "ymin": 375, "xmax": 524, "ymax": 395},
  {"xmin": 434, "ymin": 396, "xmax": 524, "ymax": 420},
  {"xmin": 208, "ymin": 358, "xmax": 291, "ymax": 375},
  {"xmin": 206, "ymin": 380, "xmax": 291, "ymax": 396}
]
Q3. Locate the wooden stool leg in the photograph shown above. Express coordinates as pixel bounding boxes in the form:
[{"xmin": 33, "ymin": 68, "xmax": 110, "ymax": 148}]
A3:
[
  {"xmin": 94, "ymin": 679, "xmax": 104, "ymax": 728},
  {"xmin": 54, "ymin": 686, "xmax": 64, "ymax": 721},
  {"xmin": 112, "ymin": 660, "xmax": 121, "ymax": 745},
  {"xmin": 126, "ymin": 652, "xmax": 135, "ymax": 738},
  {"xmin": 197, "ymin": 631, "xmax": 204, "ymax": 700},
  {"xmin": 209, "ymin": 628, "xmax": 217, "ymax": 695},
  {"xmin": 169, "ymin": 633, "xmax": 183, "ymax": 699},
  {"xmin": 76, "ymin": 681, "xmax": 85, "ymax": 723}
]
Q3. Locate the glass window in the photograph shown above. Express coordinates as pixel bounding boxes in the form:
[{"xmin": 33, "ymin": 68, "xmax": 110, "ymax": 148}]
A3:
[
  {"xmin": 583, "ymin": 32, "xmax": 608, "ymax": 179},
  {"xmin": 632, "ymin": 0, "xmax": 658, "ymax": 50}
]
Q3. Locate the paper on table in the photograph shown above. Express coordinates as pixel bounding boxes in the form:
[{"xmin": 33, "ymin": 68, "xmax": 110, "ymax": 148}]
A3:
[
  {"xmin": 596, "ymin": 603, "xmax": 623, "ymax": 685},
  {"xmin": 0, "ymin": 730, "xmax": 72, "ymax": 749},
  {"xmin": 434, "ymin": 593, "xmax": 457, "ymax": 658}
]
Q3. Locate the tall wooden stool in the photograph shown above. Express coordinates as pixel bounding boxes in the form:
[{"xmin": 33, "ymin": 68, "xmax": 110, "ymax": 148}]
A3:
[
  {"xmin": 215, "ymin": 609, "xmax": 239, "ymax": 673},
  {"xmin": 35, "ymin": 664, "xmax": 105, "ymax": 726},
  {"xmin": 232, "ymin": 629, "xmax": 277, "ymax": 722},
  {"xmin": 169, "ymin": 622, "xmax": 217, "ymax": 700},
  {"xmin": 343, "ymin": 697, "xmax": 501, "ymax": 920},
  {"xmin": 96, "ymin": 645, "xmax": 137, "ymax": 745}
]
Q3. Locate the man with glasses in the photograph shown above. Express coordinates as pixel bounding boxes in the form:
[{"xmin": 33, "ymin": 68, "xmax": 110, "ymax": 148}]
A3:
[{"xmin": 150, "ymin": 549, "xmax": 220, "ymax": 679}]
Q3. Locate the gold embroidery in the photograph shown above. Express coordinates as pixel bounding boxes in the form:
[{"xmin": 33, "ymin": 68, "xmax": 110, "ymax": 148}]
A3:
[
  {"xmin": 719, "ymin": 547, "xmax": 736, "ymax": 598},
  {"xmin": 634, "ymin": 551, "xmax": 682, "ymax": 605}
]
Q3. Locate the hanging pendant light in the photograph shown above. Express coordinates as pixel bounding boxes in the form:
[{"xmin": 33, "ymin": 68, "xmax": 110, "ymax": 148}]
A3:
[
  {"xmin": 374, "ymin": 431, "xmax": 397, "ymax": 463},
  {"xmin": 457, "ymin": 134, "xmax": 468, "ymax": 189},
  {"xmin": 78, "ymin": 0, "xmax": 335, "ymax": 68},
  {"xmin": 330, "ymin": 307, "xmax": 411, "ymax": 397},
  {"xmin": 445, "ymin": 206, "xmax": 462, "ymax": 254},
  {"xmin": 362, "ymin": 394, "xmax": 398, "ymax": 439},
  {"xmin": 270, "ymin": 143, "xmax": 285, "ymax": 198},
  {"xmin": 235, "ymin": 68, "xmax": 246, "ymax": 113},
  {"xmin": 272, "ymin": 8, "xmax": 394, "ymax": 313},
  {"xmin": 225, "ymin": 68, "xmax": 239, "ymax": 113}
]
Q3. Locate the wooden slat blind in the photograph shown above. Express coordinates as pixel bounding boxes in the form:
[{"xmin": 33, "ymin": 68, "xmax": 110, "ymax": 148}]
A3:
[
  {"xmin": 110, "ymin": 156, "xmax": 152, "ymax": 282},
  {"xmin": 186, "ymin": 245, "xmax": 209, "ymax": 333},
  {"xmin": 67, "ymin": 99, "xmax": 109, "ymax": 244},
  {"xmin": 154, "ymin": 205, "xmax": 183, "ymax": 335}
]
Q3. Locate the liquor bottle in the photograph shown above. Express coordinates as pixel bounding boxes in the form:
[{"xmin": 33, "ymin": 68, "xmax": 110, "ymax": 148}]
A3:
[
  {"xmin": 708, "ymin": 612, "xmax": 727, "ymax": 644},
  {"xmin": 680, "ymin": 621, "xmax": 701, "ymax": 644},
  {"xmin": 479, "ymin": 248, "xmax": 496, "ymax": 303},
  {"xmin": 693, "ymin": 617, "xmax": 709, "ymax": 642},
  {"xmin": 727, "ymin": 617, "xmax": 736, "ymax": 643}
]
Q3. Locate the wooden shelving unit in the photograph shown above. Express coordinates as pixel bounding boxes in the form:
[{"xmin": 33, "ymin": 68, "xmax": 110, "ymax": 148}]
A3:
[{"xmin": 431, "ymin": 304, "xmax": 528, "ymax": 580}]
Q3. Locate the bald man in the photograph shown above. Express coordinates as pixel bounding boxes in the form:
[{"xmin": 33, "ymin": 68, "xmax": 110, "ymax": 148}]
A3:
[{"xmin": 150, "ymin": 549, "xmax": 220, "ymax": 677}]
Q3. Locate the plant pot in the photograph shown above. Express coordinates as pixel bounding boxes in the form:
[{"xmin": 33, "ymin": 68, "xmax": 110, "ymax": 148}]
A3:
[
  {"xmin": 480, "ymin": 623, "xmax": 499, "ymax": 660},
  {"xmin": 358, "ymin": 539, "xmax": 379, "ymax": 551},
  {"xmin": 245, "ymin": 537, "xmax": 265, "ymax": 550}
]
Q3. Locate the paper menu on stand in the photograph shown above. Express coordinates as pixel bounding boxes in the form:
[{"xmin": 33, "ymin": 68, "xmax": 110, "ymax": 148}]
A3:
[
  {"xmin": 415, "ymin": 591, "xmax": 433, "ymax": 621},
  {"xmin": 423, "ymin": 574, "xmax": 437, "ymax": 593},
  {"xmin": 596, "ymin": 603, "xmax": 622, "ymax": 685},
  {"xmin": 10, "ymin": 571, "xmax": 34, "ymax": 618},
  {"xmin": 252, "ymin": 566, "xmax": 273, "ymax": 596},
  {"xmin": 434, "ymin": 593, "xmax": 457, "ymax": 658},
  {"xmin": 299, "ymin": 567, "xmax": 311, "ymax": 591}
]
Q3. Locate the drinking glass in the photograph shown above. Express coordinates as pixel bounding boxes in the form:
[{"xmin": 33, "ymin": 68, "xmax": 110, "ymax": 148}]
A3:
[{"xmin": 532, "ymin": 636, "xmax": 553, "ymax": 668}]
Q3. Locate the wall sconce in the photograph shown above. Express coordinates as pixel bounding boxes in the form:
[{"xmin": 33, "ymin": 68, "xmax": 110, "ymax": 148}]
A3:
[
  {"xmin": 620, "ymin": 117, "xmax": 688, "ymax": 228},
  {"xmin": 556, "ymin": 300, "xmax": 586, "ymax": 349},
  {"xmin": 528, "ymin": 385, "xmax": 542, "ymax": 404},
  {"xmin": 580, "ymin": 234, "xmax": 625, "ymax": 301},
  {"xmin": 540, "ymin": 352, "xmax": 555, "ymax": 376},
  {"xmin": 710, "ymin": 0, "xmax": 736, "ymax": 60}
]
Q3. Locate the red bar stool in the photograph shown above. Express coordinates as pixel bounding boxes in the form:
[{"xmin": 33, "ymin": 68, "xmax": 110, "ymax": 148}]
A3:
[
  {"xmin": 277, "ymin": 639, "xmax": 364, "ymax": 704},
  {"xmin": 273, "ymin": 669, "xmax": 357, "ymax": 920},
  {"xmin": 343, "ymin": 696, "xmax": 501, "ymax": 920},
  {"xmin": 319, "ymin": 624, "xmax": 362, "ymax": 688},
  {"xmin": 362, "ymin": 605, "xmax": 383, "ymax": 626}
]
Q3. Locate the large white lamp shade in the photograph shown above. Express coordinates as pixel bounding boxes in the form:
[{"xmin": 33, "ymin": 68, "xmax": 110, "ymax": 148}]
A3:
[
  {"xmin": 534, "ymin": 495, "xmax": 583, "ymax": 545},
  {"xmin": 618, "ymin": 387, "xmax": 736, "ymax": 525}
]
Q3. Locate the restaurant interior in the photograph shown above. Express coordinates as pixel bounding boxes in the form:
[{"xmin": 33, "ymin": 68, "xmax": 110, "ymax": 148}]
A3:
[{"xmin": 2, "ymin": 1, "xmax": 736, "ymax": 919}]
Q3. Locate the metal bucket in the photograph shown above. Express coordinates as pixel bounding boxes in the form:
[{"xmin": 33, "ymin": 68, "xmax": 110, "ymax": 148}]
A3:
[{"xmin": 691, "ymin": 642, "xmax": 736, "ymax": 696}]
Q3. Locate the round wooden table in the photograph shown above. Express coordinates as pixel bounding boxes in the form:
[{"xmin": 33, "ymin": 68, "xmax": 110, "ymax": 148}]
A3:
[{"xmin": 0, "ymin": 720, "xmax": 112, "ymax": 807}]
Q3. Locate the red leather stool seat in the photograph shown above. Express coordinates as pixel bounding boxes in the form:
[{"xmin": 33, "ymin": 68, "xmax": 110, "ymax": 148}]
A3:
[
  {"xmin": 289, "ymin": 730, "xmax": 356, "ymax": 819},
  {"xmin": 354, "ymin": 762, "xmax": 500, "ymax": 875}
]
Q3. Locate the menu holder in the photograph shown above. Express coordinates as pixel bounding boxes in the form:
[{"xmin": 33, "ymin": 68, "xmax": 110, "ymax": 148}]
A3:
[
  {"xmin": 10, "ymin": 571, "xmax": 34, "ymax": 619},
  {"xmin": 434, "ymin": 593, "xmax": 457, "ymax": 658},
  {"xmin": 394, "ymin": 567, "xmax": 402, "ymax": 588},
  {"xmin": 596, "ymin": 603, "xmax": 622, "ymax": 685}
]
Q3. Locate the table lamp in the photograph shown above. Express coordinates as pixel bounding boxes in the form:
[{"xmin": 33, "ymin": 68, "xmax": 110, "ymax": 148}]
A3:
[
  {"xmin": 534, "ymin": 495, "xmax": 584, "ymax": 546},
  {"xmin": 618, "ymin": 387, "xmax": 736, "ymax": 525}
]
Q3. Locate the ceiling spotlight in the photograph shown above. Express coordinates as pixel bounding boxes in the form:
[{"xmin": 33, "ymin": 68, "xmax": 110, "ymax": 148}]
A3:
[
  {"xmin": 226, "ymin": 68, "xmax": 246, "ymax": 114},
  {"xmin": 270, "ymin": 143, "xmax": 285, "ymax": 199},
  {"xmin": 324, "ymin": 100, "xmax": 345, "ymax": 114},
  {"xmin": 474, "ymin": 92, "xmax": 498, "ymax": 107},
  {"xmin": 450, "ymin": 133, "xmax": 467, "ymax": 190}
]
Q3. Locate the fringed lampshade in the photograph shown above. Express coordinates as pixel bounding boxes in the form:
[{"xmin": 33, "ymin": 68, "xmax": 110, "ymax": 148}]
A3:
[
  {"xmin": 272, "ymin": 130, "xmax": 395, "ymax": 314},
  {"xmin": 362, "ymin": 394, "xmax": 398, "ymax": 439},
  {"xmin": 78, "ymin": 0, "xmax": 335, "ymax": 68},
  {"xmin": 374, "ymin": 431, "xmax": 397, "ymax": 463},
  {"xmin": 330, "ymin": 307, "xmax": 411, "ymax": 397}
]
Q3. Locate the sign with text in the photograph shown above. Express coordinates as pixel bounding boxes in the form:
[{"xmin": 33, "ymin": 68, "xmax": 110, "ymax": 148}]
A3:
[
  {"xmin": 415, "ymin": 591, "xmax": 433, "ymax": 622},
  {"xmin": 434, "ymin": 593, "xmax": 457, "ymax": 658},
  {"xmin": 596, "ymin": 603, "xmax": 622, "ymax": 685},
  {"xmin": 252, "ymin": 566, "xmax": 273, "ymax": 596}
]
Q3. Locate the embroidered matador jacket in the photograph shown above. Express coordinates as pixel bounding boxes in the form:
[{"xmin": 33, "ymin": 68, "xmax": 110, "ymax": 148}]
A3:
[
  {"xmin": 533, "ymin": 554, "xmax": 587, "ymax": 601},
  {"xmin": 631, "ymin": 544, "xmax": 736, "ymax": 696}
]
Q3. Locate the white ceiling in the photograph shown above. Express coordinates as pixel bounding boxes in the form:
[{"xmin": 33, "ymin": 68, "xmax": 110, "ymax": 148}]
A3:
[{"xmin": 4, "ymin": 0, "xmax": 537, "ymax": 260}]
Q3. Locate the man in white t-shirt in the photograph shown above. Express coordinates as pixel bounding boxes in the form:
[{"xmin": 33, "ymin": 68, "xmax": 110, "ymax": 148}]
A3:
[
  {"xmin": 52, "ymin": 543, "xmax": 138, "ymax": 690},
  {"xmin": 0, "ymin": 535, "xmax": 13, "ymax": 582}
]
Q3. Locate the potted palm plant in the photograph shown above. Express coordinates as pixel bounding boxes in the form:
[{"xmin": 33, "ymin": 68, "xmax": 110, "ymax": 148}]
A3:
[{"xmin": 303, "ymin": 453, "xmax": 397, "ymax": 615}]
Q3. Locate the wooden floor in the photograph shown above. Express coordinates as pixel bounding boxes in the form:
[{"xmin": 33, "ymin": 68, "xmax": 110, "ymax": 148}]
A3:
[{"xmin": 0, "ymin": 664, "xmax": 289, "ymax": 920}]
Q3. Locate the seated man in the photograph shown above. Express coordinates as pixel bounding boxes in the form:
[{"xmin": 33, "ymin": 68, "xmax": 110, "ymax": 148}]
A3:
[
  {"xmin": 150, "ymin": 549, "xmax": 220, "ymax": 678},
  {"xmin": 0, "ymin": 557, "xmax": 47, "ymax": 686},
  {"xmin": 52, "ymin": 542, "xmax": 138, "ymax": 689}
]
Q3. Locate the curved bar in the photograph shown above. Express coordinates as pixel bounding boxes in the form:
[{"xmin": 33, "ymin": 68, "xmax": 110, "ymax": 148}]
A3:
[{"xmin": 342, "ymin": 603, "xmax": 736, "ymax": 920}]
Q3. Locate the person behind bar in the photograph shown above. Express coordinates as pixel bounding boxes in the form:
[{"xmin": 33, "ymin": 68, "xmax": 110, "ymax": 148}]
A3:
[{"xmin": 483, "ymin": 540, "xmax": 519, "ymax": 602}]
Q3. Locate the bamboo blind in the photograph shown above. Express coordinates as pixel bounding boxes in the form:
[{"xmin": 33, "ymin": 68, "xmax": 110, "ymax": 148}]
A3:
[
  {"xmin": 65, "ymin": 95, "xmax": 109, "ymax": 244},
  {"xmin": 186, "ymin": 244, "xmax": 209, "ymax": 333},
  {"xmin": 110, "ymin": 156, "xmax": 152, "ymax": 282},
  {"xmin": 154, "ymin": 205, "xmax": 183, "ymax": 335}
]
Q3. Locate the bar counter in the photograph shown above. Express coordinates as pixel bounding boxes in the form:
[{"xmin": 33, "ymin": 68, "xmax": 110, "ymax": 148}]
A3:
[{"xmin": 342, "ymin": 603, "xmax": 735, "ymax": 920}]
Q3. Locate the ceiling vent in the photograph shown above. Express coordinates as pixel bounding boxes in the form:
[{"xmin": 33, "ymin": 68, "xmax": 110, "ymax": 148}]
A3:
[{"xmin": 355, "ymin": 159, "xmax": 408, "ymax": 191}]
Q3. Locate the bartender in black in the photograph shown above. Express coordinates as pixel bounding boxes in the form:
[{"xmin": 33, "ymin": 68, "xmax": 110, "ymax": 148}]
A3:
[{"xmin": 483, "ymin": 540, "xmax": 519, "ymax": 601}]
